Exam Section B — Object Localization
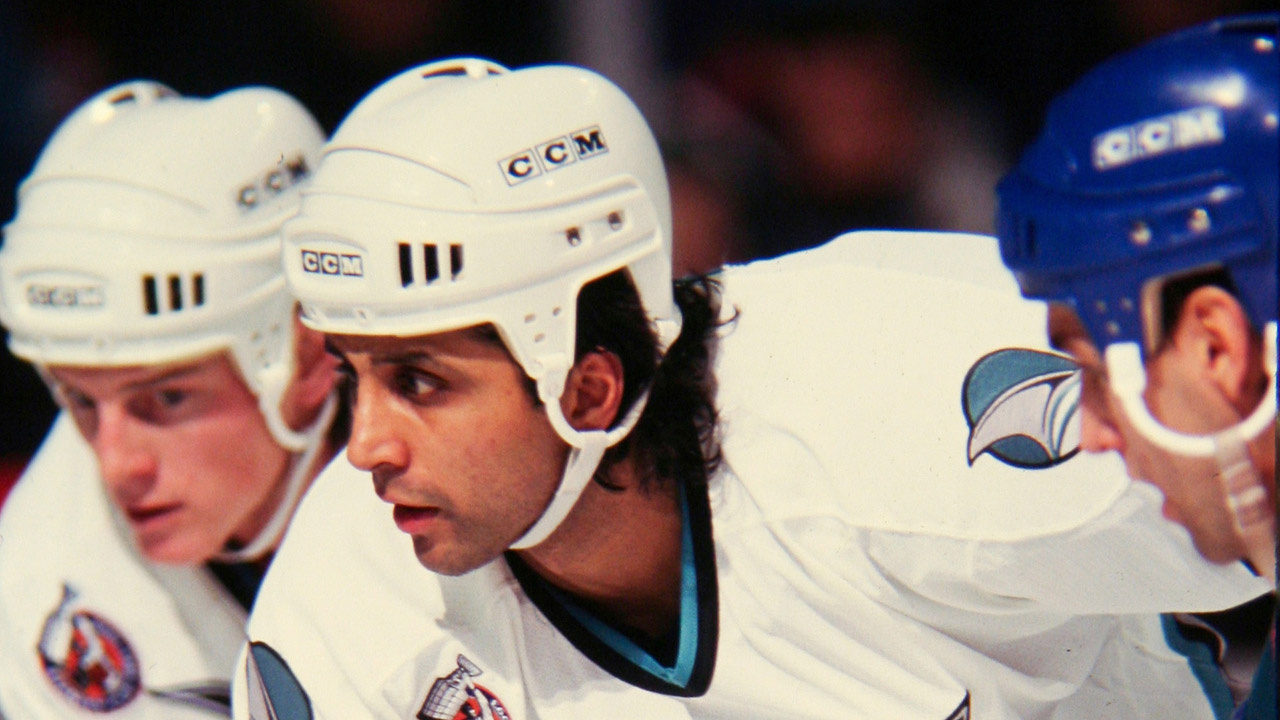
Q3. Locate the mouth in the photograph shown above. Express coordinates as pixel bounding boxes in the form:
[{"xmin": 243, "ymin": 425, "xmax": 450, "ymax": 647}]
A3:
[
  {"xmin": 125, "ymin": 503, "xmax": 181, "ymax": 528},
  {"xmin": 392, "ymin": 504, "xmax": 441, "ymax": 535}
]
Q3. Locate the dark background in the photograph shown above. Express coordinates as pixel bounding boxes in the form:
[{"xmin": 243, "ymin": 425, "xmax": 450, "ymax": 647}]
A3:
[{"xmin": 1, "ymin": 0, "xmax": 1275, "ymax": 473}]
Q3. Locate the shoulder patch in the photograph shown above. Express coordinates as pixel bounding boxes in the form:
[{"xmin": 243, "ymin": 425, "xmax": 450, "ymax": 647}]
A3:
[
  {"xmin": 963, "ymin": 348, "xmax": 1081, "ymax": 468},
  {"xmin": 418, "ymin": 654, "xmax": 513, "ymax": 720},
  {"xmin": 245, "ymin": 641, "xmax": 314, "ymax": 720},
  {"xmin": 37, "ymin": 584, "xmax": 141, "ymax": 712}
]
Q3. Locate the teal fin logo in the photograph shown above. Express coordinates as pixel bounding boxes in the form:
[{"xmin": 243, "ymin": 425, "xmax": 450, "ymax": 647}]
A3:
[
  {"xmin": 963, "ymin": 348, "xmax": 1081, "ymax": 468},
  {"xmin": 246, "ymin": 642, "xmax": 313, "ymax": 720}
]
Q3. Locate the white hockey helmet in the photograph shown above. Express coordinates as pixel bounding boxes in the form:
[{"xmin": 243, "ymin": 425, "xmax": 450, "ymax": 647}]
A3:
[
  {"xmin": 285, "ymin": 58, "xmax": 680, "ymax": 547},
  {"xmin": 0, "ymin": 80, "xmax": 326, "ymax": 451}
]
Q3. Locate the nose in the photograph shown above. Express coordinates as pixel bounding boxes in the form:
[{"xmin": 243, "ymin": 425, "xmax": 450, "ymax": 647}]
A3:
[
  {"xmin": 344, "ymin": 384, "xmax": 409, "ymax": 475},
  {"xmin": 1079, "ymin": 401, "xmax": 1124, "ymax": 454},
  {"xmin": 92, "ymin": 405, "xmax": 159, "ymax": 504}
]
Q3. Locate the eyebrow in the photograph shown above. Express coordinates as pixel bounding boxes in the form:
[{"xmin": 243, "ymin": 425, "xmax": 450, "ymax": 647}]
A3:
[
  {"xmin": 324, "ymin": 337, "xmax": 441, "ymax": 369},
  {"xmin": 121, "ymin": 365, "xmax": 207, "ymax": 393},
  {"xmin": 371, "ymin": 351, "xmax": 440, "ymax": 368}
]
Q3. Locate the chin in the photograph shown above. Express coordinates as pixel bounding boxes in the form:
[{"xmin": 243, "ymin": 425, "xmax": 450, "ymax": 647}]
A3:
[
  {"xmin": 135, "ymin": 535, "xmax": 213, "ymax": 566},
  {"xmin": 411, "ymin": 536, "xmax": 491, "ymax": 577}
]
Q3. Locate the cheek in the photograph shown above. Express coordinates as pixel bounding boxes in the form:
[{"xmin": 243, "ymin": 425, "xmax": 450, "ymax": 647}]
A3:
[{"xmin": 167, "ymin": 409, "xmax": 287, "ymax": 510}]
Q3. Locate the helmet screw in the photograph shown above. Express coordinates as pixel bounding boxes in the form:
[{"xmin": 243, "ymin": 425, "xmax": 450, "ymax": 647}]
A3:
[
  {"xmin": 1256, "ymin": 37, "xmax": 1275, "ymax": 53},
  {"xmin": 1119, "ymin": 297, "xmax": 1134, "ymax": 312},
  {"xmin": 1094, "ymin": 300, "xmax": 1108, "ymax": 314},
  {"xmin": 238, "ymin": 186, "xmax": 258, "ymax": 208},
  {"xmin": 566, "ymin": 228, "xmax": 582, "ymax": 246},
  {"xmin": 607, "ymin": 211, "xmax": 623, "ymax": 231},
  {"xmin": 1105, "ymin": 321, "xmax": 1121, "ymax": 337},
  {"xmin": 1187, "ymin": 208, "xmax": 1210, "ymax": 234},
  {"xmin": 266, "ymin": 171, "xmax": 285, "ymax": 192},
  {"xmin": 1129, "ymin": 222, "xmax": 1152, "ymax": 246}
]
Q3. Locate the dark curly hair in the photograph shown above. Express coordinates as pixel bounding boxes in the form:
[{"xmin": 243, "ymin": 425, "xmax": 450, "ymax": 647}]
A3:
[{"xmin": 575, "ymin": 269, "xmax": 726, "ymax": 495}]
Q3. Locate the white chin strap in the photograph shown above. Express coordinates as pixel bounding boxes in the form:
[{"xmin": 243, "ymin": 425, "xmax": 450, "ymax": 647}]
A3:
[
  {"xmin": 508, "ymin": 364, "xmax": 651, "ymax": 550},
  {"xmin": 1104, "ymin": 321, "xmax": 1277, "ymax": 457},
  {"xmin": 1105, "ymin": 321, "xmax": 1277, "ymax": 579},
  {"xmin": 214, "ymin": 393, "xmax": 338, "ymax": 563},
  {"xmin": 509, "ymin": 315, "xmax": 681, "ymax": 551}
]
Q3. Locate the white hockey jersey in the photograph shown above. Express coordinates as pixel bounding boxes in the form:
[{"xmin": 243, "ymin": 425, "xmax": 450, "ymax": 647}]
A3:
[
  {"xmin": 235, "ymin": 231, "xmax": 1272, "ymax": 719},
  {"xmin": 0, "ymin": 415, "xmax": 249, "ymax": 718}
]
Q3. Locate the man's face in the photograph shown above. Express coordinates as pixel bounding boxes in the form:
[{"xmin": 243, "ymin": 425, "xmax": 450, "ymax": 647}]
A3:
[
  {"xmin": 48, "ymin": 353, "xmax": 291, "ymax": 565},
  {"xmin": 1047, "ymin": 305, "xmax": 1246, "ymax": 563},
  {"xmin": 329, "ymin": 328, "xmax": 568, "ymax": 576}
]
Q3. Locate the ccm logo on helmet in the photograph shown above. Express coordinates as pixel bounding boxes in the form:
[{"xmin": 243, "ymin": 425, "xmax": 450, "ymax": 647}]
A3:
[
  {"xmin": 500, "ymin": 126, "xmax": 608, "ymax": 186},
  {"xmin": 301, "ymin": 250, "xmax": 365, "ymax": 277},
  {"xmin": 26, "ymin": 283, "xmax": 105, "ymax": 309},
  {"xmin": 237, "ymin": 155, "xmax": 311, "ymax": 210},
  {"xmin": 1092, "ymin": 106, "xmax": 1224, "ymax": 171}
]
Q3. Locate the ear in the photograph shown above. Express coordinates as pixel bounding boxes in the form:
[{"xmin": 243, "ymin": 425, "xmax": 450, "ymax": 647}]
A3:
[
  {"xmin": 1170, "ymin": 286, "xmax": 1259, "ymax": 411},
  {"xmin": 280, "ymin": 313, "xmax": 341, "ymax": 431},
  {"xmin": 559, "ymin": 349, "xmax": 625, "ymax": 433}
]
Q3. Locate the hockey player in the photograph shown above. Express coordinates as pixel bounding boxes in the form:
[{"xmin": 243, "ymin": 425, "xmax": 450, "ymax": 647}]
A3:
[
  {"xmin": 0, "ymin": 82, "xmax": 342, "ymax": 717},
  {"xmin": 236, "ymin": 59, "xmax": 1270, "ymax": 719},
  {"xmin": 996, "ymin": 14, "xmax": 1277, "ymax": 719}
]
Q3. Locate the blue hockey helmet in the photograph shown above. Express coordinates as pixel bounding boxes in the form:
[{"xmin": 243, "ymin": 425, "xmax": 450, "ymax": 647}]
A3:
[{"xmin": 996, "ymin": 14, "xmax": 1277, "ymax": 357}]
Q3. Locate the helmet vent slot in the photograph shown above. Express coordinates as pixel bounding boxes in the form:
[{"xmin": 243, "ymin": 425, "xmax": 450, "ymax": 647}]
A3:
[
  {"xmin": 169, "ymin": 275, "xmax": 183, "ymax": 311},
  {"xmin": 143, "ymin": 275, "xmax": 158, "ymax": 315},
  {"xmin": 398, "ymin": 242, "xmax": 464, "ymax": 287},
  {"xmin": 449, "ymin": 244, "xmax": 464, "ymax": 279},
  {"xmin": 141, "ymin": 273, "xmax": 205, "ymax": 315},
  {"xmin": 424, "ymin": 244, "xmax": 440, "ymax": 283},
  {"xmin": 110, "ymin": 91, "xmax": 137, "ymax": 105},
  {"xmin": 398, "ymin": 243, "xmax": 413, "ymax": 287}
]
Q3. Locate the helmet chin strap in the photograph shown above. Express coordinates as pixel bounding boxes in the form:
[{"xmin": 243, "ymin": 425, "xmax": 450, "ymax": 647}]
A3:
[
  {"xmin": 508, "ymin": 358, "xmax": 651, "ymax": 550},
  {"xmin": 508, "ymin": 307, "xmax": 683, "ymax": 551},
  {"xmin": 1105, "ymin": 320, "xmax": 1277, "ymax": 580},
  {"xmin": 214, "ymin": 393, "xmax": 338, "ymax": 563}
]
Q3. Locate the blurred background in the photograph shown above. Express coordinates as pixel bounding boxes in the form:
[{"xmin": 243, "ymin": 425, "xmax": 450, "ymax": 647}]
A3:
[{"xmin": 0, "ymin": 0, "xmax": 1274, "ymax": 492}]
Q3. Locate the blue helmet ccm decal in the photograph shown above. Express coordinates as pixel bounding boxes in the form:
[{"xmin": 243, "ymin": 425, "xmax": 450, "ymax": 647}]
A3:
[{"xmin": 963, "ymin": 348, "xmax": 1081, "ymax": 468}]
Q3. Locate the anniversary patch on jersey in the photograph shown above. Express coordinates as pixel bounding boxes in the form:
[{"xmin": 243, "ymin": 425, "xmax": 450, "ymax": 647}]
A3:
[
  {"xmin": 245, "ymin": 641, "xmax": 314, "ymax": 720},
  {"xmin": 963, "ymin": 348, "xmax": 1081, "ymax": 468},
  {"xmin": 417, "ymin": 655, "xmax": 512, "ymax": 720},
  {"xmin": 37, "ymin": 584, "xmax": 141, "ymax": 712}
]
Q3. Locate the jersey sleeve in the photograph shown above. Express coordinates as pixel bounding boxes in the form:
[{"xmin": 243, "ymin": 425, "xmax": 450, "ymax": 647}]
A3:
[{"xmin": 863, "ymin": 480, "xmax": 1272, "ymax": 616}]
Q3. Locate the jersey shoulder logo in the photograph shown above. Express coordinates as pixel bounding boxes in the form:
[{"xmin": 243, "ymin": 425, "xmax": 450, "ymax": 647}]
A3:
[
  {"xmin": 37, "ymin": 583, "xmax": 142, "ymax": 712},
  {"xmin": 963, "ymin": 348, "xmax": 1081, "ymax": 468},
  {"xmin": 418, "ymin": 654, "xmax": 512, "ymax": 720},
  {"xmin": 245, "ymin": 641, "xmax": 314, "ymax": 720}
]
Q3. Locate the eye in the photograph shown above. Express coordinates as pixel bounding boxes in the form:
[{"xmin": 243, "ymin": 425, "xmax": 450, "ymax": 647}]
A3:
[
  {"xmin": 393, "ymin": 367, "xmax": 441, "ymax": 402},
  {"xmin": 337, "ymin": 367, "xmax": 359, "ymax": 406},
  {"xmin": 59, "ymin": 386, "xmax": 96, "ymax": 412},
  {"xmin": 127, "ymin": 385, "xmax": 203, "ymax": 424},
  {"xmin": 156, "ymin": 389, "xmax": 189, "ymax": 408}
]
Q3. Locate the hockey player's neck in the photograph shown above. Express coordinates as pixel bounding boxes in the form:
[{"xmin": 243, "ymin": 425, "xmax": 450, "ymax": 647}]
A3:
[{"xmin": 514, "ymin": 463, "xmax": 683, "ymax": 639}]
